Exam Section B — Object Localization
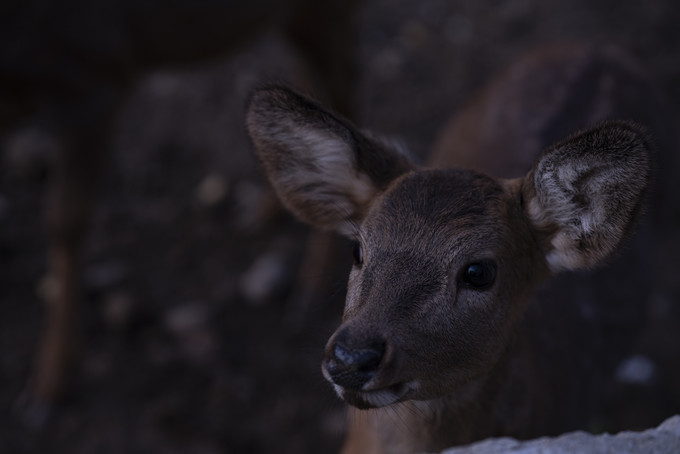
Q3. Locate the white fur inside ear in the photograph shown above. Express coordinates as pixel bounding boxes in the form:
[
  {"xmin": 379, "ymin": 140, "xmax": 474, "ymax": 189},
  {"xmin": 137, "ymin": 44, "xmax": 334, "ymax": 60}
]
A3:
[
  {"xmin": 528, "ymin": 154, "xmax": 622, "ymax": 272},
  {"xmin": 529, "ymin": 195, "xmax": 587, "ymax": 272},
  {"xmin": 523, "ymin": 122, "xmax": 650, "ymax": 274},
  {"xmin": 545, "ymin": 231, "xmax": 587, "ymax": 271},
  {"xmin": 275, "ymin": 125, "xmax": 376, "ymax": 233}
]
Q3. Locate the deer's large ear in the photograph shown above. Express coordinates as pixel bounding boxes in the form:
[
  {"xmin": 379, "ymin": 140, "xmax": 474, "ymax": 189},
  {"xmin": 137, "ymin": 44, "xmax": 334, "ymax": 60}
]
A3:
[
  {"xmin": 522, "ymin": 121, "xmax": 652, "ymax": 272},
  {"xmin": 246, "ymin": 85, "xmax": 414, "ymax": 236}
]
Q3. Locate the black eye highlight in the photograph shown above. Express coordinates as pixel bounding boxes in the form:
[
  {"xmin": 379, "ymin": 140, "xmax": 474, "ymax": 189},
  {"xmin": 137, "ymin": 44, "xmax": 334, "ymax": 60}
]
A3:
[
  {"xmin": 352, "ymin": 242, "xmax": 364, "ymax": 267},
  {"xmin": 461, "ymin": 261, "xmax": 496, "ymax": 290}
]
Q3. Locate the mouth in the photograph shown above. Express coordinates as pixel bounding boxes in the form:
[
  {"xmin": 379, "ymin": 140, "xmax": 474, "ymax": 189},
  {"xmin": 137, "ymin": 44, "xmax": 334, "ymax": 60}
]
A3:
[{"xmin": 331, "ymin": 380, "xmax": 419, "ymax": 409}]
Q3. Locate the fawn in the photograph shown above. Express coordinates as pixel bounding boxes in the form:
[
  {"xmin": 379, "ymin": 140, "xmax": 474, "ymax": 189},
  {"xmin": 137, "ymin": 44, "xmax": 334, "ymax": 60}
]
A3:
[
  {"xmin": 247, "ymin": 44, "xmax": 673, "ymax": 453},
  {"xmin": 3, "ymin": 0, "xmax": 360, "ymax": 420}
]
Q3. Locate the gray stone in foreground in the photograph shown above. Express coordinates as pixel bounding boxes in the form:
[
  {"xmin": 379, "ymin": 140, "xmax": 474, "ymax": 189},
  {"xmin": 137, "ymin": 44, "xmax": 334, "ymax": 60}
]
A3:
[{"xmin": 437, "ymin": 415, "xmax": 680, "ymax": 454}]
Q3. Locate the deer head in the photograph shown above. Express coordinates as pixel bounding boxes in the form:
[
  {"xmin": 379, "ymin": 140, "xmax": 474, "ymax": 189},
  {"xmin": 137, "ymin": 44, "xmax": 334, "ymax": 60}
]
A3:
[{"xmin": 246, "ymin": 85, "xmax": 651, "ymax": 410}]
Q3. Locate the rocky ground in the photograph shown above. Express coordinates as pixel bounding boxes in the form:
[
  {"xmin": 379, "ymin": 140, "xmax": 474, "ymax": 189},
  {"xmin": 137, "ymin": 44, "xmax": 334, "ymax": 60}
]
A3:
[
  {"xmin": 1, "ymin": 1, "xmax": 680, "ymax": 453},
  {"xmin": 440, "ymin": 415, "xmax": 680, "ymax": 454}
]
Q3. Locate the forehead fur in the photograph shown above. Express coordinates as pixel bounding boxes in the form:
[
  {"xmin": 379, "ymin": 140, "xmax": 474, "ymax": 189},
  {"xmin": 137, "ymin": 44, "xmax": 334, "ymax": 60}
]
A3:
[{"xmin": 362, "ymin": 169, "xmax": 507, "ymax": 249}]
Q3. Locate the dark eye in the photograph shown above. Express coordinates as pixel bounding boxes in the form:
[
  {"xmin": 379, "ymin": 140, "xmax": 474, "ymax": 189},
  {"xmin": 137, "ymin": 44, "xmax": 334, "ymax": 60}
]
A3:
[
  {"xmin": 352, "ymin": 242, "xmax": 364, "ymax": 267},
  {"xmin": 461, "ymin": 261, "xmax": 496, "ymax": 289}
]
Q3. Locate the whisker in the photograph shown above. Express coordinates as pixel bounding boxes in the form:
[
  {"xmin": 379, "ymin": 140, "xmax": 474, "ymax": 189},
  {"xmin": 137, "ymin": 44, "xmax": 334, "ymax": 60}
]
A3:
[{"xmin": 390, "ymin": 403, "xmax": 418, "ymax": 440}]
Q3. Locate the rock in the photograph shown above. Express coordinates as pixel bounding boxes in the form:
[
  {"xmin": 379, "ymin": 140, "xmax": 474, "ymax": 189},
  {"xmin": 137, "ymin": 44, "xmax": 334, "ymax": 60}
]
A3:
[
  {"xmin": 233, "ymin": 179, "xmax": 280, "ymax": 231},
  {"xmin": 83, "ymin": 260, "xmax": 129, "ymax": 291},
  {"xmin": 3, "ymin": 126, "xmax": 56, "ymax": 178},
  {"xmin": 616, "ymin": 354, "xmax": 658, "ymax": 385},
  {"xmin": 101, "ymin": 291, "xmax": 136, "ymax": 330},
  {"xmin": 163, "ymin": 302, "xmax": 216, "ymax": 365},
  {"xmin": 436, "ymin": 415, "xmax": 680, "ymax": 454},
  {"xmin": 196, "ymin": 173, "xmax": 228, "ymax": 207},
  {"xmin": 239, "ymin": 249, "xmax": 291, "ymax": 305},
  {"xmin": 164, "ymin": 303, "xmax": 209, "ymax": 335}
]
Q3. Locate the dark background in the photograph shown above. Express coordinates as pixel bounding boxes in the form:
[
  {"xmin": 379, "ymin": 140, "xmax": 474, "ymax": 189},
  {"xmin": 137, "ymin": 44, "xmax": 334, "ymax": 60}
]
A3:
[{"xmin": 2, "ymin": 1, "xmax": 680, "ymax": 453}]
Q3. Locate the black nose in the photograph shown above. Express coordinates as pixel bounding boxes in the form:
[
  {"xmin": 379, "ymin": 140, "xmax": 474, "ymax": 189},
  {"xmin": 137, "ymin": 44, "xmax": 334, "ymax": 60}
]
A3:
[{"xmin": 325, "ymin": 336, "xmax": 385, "ymax": 390}]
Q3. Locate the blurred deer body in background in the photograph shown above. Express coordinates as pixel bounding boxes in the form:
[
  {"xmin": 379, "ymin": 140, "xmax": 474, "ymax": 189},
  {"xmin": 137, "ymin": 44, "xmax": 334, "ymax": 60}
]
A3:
[
  {"xmin": 247, "ymin": 45, "xmax": 674, "ymax": 453},
  {"xmin": 1, "ymin": 0, "xmax": 359, "ymax": 417}
]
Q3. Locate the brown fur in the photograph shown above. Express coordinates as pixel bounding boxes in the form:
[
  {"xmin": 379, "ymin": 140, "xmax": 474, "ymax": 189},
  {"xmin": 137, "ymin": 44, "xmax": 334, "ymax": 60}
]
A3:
[{"xmin": 247, "ymin": 45, "xmax": 666, "ymax": 453}]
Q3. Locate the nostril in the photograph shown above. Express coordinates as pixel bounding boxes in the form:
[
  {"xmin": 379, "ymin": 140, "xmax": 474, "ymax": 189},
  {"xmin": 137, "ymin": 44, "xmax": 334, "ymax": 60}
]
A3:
[
  {"xmin": 354, "ymin": 346, "xmax": 383, "ymax": 373},
  {"xmin": 332, "ymin": 343, "xmax": 354, "ymax": 367},
  {"xmin": 332, "ymin": 342, "xmax": 384, "ymax": 371},
  {"xmin": 326, "ymin": 340, "xmax": 386, "ymax": 390}
]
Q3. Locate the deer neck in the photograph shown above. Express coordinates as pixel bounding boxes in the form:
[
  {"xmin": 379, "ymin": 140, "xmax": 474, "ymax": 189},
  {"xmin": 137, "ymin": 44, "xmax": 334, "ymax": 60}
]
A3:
[{"xmin": 343, "ymin": 327, "xmax": 545, "ymax": 454}]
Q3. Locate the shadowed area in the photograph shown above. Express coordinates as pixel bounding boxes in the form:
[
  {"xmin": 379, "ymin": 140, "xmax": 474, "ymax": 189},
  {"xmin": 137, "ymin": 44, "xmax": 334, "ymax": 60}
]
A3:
[{"xmin": 1, "ymin": 0, "xmax": 680, "ymax": 452}]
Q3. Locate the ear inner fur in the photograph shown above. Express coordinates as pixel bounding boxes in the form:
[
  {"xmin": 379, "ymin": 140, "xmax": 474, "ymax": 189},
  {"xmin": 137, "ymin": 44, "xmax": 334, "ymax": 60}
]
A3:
[
  {"xmin": 246, "ymin": 85, "xmax": 414, "ymax": 234},
  {"xmin": 522, "ymin": 121, "xmax": 651, "ymax": 271}
]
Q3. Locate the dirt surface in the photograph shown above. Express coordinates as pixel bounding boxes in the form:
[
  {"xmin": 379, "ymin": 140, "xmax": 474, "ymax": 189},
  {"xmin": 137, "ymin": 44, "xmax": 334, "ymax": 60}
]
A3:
[{"xmin": 2, "ymin": 1, "xmax": 680, "ymax": 453}]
